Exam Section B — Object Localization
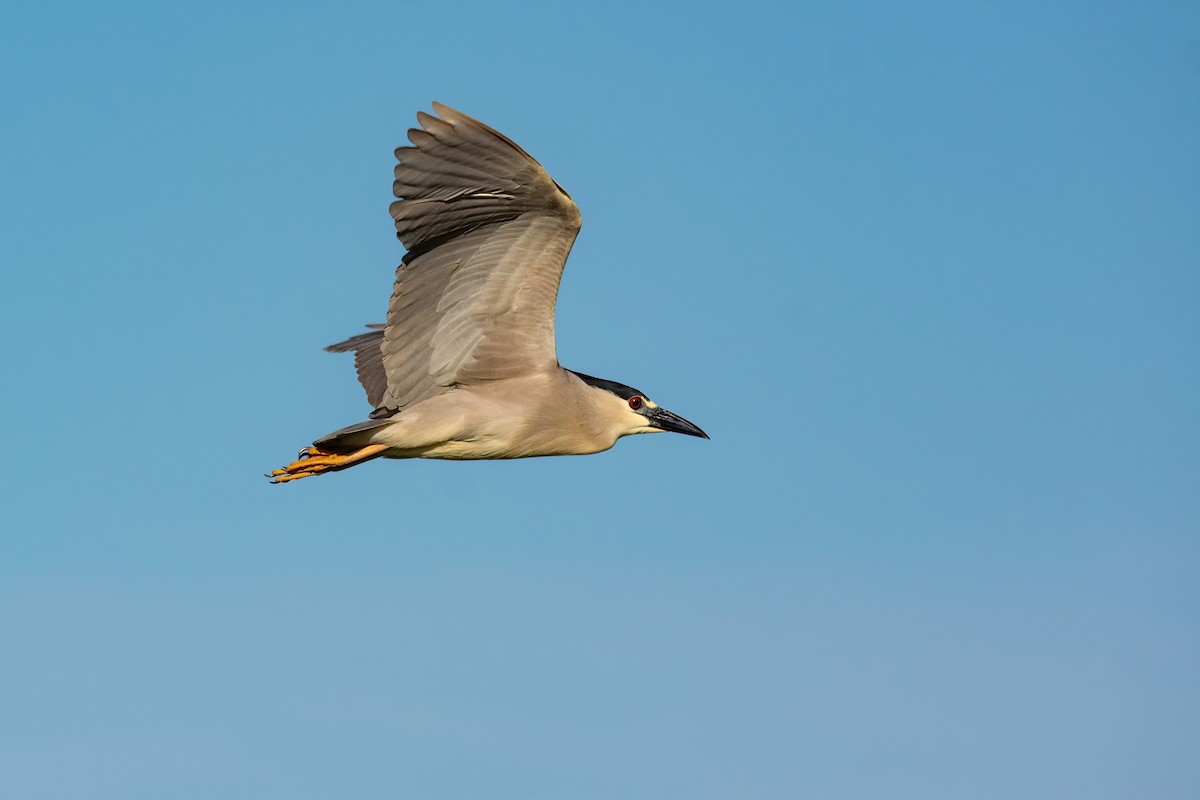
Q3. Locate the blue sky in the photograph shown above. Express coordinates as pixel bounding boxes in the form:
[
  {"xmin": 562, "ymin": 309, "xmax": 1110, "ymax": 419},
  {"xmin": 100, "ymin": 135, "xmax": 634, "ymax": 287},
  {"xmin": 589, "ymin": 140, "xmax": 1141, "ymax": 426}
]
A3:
[{"xmin": 1, "ymin": 1, "xmax": 1197, "ymax": 798}]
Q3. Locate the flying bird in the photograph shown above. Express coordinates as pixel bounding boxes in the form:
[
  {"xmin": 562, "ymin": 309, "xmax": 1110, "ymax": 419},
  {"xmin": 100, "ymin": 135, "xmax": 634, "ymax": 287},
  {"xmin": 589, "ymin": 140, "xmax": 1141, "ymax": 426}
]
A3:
[{"xmin": 269, "ymin": 103, "xmax": 707, "ymax": 483}]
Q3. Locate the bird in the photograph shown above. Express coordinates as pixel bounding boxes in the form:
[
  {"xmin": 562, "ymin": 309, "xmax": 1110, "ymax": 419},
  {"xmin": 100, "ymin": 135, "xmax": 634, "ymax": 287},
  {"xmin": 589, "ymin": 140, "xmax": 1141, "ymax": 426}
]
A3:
[{"xmin": 268, "ymin": 103, "xmax": 707, "ymax": 483}]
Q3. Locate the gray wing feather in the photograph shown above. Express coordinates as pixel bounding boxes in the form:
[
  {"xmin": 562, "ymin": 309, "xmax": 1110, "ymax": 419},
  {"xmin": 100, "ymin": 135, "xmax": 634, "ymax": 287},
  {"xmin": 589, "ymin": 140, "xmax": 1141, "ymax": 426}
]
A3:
[
  {"xmin": 325, "ymin": 325, "xmax": 387, "ymax": 409},
  {"xmin": 373, "ymin": 103, "xmax": 581, "ymax": 415}
]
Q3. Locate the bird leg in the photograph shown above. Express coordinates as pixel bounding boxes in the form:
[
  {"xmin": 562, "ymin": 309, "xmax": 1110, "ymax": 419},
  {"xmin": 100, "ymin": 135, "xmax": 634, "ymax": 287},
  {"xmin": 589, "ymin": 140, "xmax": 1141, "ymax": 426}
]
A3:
[{"xmin": 268, "ymin": 443, "xmax": 389, "ymax": 483}]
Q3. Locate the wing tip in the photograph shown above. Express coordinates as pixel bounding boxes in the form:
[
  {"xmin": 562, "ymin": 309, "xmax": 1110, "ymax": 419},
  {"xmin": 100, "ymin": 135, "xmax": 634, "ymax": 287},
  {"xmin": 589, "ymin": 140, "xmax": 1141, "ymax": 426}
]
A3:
[{"xmin": 431, "ymin": 100, "xmax": 461, "ymax": 120}]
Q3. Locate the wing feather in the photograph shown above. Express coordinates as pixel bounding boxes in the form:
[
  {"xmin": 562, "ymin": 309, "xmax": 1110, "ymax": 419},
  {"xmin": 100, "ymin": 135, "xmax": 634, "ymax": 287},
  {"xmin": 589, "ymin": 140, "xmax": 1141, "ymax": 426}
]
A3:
[
  {"xmin": 370, "ymin": 104, "xmax": 581, "ymax": 415},
  {"xmin": 324, "ymin": 326, "xmax": 387, "ymax": 408}
]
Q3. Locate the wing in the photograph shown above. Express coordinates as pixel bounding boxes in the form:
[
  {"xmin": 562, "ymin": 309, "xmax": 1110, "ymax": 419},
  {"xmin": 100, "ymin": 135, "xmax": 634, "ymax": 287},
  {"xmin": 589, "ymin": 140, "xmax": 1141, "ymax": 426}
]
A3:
[
  {"xmin": 325, "ymin": 325, "xmax": 386, "ymax": 408},
  {"xmin": 375, "ymin": 102, "xmax": 582, "ymax": 417}
]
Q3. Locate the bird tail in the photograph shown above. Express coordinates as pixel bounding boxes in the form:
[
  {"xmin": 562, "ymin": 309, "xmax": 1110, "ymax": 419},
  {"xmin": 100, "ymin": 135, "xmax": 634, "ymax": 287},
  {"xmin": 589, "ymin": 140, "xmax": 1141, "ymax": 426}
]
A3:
[{"xmin": 312, "ymin": 418, "xmax": 396, "ymax": 454}]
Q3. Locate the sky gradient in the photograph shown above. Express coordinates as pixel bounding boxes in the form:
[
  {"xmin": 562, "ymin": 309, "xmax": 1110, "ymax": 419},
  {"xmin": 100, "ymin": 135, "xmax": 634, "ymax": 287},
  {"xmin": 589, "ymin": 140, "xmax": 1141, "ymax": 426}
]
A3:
[{"xmin": 2, "ymin": 2, "xmax": 1198, "ymax": 798}]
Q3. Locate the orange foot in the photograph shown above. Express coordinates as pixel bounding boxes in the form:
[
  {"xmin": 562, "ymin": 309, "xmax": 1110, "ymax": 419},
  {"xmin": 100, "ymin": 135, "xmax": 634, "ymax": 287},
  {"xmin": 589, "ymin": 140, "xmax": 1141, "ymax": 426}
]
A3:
[{"xmin": 267, "ymin": 444, "xmax": 389, "ymax": 483}]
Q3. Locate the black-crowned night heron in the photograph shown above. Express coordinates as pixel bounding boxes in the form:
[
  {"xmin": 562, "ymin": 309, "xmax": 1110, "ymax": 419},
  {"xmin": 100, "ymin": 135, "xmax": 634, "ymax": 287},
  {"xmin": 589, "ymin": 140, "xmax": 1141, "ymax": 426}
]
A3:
[{"xmin": 269, "ymin": 103, "xmax": 707, "ymax": 483}]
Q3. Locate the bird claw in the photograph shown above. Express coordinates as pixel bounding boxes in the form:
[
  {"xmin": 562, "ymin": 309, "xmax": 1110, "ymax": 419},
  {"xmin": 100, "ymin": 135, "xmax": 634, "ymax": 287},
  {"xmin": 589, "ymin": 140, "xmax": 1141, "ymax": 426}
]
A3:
[
  {"xmin": 266, "ymin": 445, "xmax": 346, "ymax": 483},
  {"xmin": 266, "ymin": 443, "xmax": 387, "ymax": 484}
]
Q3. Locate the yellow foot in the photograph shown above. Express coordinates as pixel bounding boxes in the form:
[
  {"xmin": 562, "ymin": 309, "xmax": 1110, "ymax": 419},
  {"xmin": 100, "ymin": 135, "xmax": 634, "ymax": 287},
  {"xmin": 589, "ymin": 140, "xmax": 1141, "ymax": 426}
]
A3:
[{"xmin": 266, "ymin": 444, "xmax": 389, "ymax": 484}]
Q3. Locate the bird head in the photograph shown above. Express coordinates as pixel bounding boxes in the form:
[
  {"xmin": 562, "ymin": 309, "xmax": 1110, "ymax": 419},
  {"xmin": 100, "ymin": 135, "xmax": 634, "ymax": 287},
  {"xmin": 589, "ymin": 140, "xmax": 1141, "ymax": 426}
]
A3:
[{"xmin": 569, "ymin": 371, "xmax": 709, "ymax": 441}]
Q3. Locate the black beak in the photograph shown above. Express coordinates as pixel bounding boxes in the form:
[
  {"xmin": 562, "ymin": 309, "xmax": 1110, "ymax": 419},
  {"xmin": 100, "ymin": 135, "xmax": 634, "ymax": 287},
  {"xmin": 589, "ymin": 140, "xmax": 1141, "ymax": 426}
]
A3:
[{"xmin": 649, "ymin": 407, "xmax": 709, "ymax": 439}]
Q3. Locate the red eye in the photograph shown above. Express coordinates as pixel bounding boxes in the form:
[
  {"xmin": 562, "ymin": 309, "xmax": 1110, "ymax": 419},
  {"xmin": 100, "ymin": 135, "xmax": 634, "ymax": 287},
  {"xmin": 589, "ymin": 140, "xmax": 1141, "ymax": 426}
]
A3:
[{"xmin": 629, "ymin": 396, "xmax": 644, "ymax": 410}]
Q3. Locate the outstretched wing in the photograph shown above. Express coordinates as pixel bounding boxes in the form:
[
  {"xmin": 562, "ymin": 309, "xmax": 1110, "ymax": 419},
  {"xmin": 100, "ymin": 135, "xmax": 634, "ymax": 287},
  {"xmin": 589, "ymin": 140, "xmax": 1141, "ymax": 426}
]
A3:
[
  {"xmin": 366, "ymin": 102, "xmax": 581, "ymax": 417},
  {"xmin": 325, "ymin": 325, "xmax": 386, "ymax": 408}
]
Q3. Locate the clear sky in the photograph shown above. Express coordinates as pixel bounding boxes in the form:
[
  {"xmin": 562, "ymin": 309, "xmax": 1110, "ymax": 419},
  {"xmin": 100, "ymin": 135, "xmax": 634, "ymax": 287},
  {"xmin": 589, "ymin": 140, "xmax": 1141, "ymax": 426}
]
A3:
[{"xmin": 1, "ymin": 1, "xmax": 1197, "ymax": 798}]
